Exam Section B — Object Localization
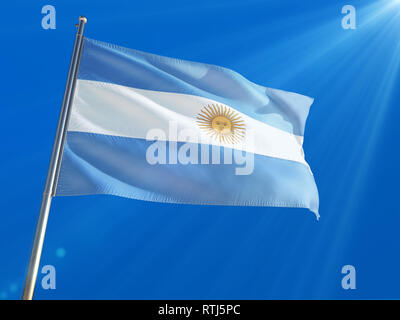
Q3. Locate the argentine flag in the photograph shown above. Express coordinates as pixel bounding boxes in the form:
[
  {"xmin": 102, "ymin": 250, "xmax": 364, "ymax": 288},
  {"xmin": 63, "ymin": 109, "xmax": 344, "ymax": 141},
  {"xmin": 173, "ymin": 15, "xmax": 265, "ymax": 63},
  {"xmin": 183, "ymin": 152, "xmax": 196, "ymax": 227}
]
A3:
[{"xmin": 56, "ymin": 38, "xmax": 319, "ymax": 218}]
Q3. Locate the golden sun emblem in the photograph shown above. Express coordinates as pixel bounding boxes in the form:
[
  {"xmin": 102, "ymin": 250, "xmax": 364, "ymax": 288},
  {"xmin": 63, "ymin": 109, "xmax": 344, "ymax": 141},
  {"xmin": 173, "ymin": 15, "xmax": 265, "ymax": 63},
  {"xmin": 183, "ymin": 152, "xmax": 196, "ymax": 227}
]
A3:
[{"xmin": 197, "ymin": 104, "xmax": 245, "ymax": 144}]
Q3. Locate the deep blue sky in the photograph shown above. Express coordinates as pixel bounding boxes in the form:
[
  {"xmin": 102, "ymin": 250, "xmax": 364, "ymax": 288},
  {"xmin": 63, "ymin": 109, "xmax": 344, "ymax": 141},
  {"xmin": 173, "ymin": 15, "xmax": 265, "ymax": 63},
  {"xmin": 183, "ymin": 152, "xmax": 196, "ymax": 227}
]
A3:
[{"xmin": 1, "ymin": 0, "xmax": 400, "ymax": 299}]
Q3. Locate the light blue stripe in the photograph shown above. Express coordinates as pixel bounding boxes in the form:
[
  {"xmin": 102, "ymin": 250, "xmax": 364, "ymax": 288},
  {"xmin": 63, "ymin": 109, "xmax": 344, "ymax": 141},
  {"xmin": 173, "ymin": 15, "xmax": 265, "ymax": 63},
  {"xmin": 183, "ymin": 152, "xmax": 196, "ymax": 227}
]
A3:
[
  {"xmin": 78, "ymin": 38, "xmax": 314, "ymax": 136},
  {"xmin": 56, "ymin": 132, "xmax": 319, "ymax": 217}
]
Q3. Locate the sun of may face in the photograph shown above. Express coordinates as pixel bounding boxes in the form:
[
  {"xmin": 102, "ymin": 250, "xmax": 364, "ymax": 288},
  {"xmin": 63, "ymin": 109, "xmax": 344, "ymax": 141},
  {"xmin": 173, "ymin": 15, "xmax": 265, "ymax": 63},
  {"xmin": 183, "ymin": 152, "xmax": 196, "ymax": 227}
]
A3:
[
  {"xmin": 211, "ymin": 116, "xmax": 232, "ymax": 134},
  {"xmin": 197, "ymin": 104, "xmax": 245, "ymax": 144}
]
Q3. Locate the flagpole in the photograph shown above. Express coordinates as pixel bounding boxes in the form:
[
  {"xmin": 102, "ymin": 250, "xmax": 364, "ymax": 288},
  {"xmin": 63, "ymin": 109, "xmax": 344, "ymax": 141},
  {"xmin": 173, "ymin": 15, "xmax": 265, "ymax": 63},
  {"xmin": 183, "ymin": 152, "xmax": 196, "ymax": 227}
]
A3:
[{"xmin": 22, "ymin": 16, "xmax": 87, "ymax": 300}]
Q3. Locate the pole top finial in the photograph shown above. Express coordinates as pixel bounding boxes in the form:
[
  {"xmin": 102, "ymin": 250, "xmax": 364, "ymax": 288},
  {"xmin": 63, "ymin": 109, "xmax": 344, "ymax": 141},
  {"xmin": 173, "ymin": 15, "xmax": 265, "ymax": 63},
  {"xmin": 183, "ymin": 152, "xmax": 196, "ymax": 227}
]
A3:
[{"xmin": 79, "ymin": 16, "xmax": 87, "ymax": 24}]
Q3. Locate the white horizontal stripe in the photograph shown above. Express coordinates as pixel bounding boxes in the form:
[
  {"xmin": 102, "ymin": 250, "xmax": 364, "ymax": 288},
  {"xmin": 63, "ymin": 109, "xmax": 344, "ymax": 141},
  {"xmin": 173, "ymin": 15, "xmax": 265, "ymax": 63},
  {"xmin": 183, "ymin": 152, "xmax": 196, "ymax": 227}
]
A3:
[{"xmin": 68, "ymin": 80, "xmax": 307, "ymax": 165}]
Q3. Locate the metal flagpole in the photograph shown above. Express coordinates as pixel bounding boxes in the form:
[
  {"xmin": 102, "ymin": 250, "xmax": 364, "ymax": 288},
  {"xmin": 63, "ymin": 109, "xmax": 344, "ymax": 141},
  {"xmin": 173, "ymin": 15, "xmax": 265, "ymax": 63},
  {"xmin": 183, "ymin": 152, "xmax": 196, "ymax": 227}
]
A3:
[{"xmin": 22, "ymin": 16, "xmax": 87, "ymax": 300}]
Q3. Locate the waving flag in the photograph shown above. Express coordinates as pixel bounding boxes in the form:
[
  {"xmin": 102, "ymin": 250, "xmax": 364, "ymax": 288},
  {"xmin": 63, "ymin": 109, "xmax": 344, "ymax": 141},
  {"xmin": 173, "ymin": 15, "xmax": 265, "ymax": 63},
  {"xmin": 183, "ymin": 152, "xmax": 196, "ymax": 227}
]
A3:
[{"xmin": 56, "ymin": 38, "xmax": 319, "ymax": 218}]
